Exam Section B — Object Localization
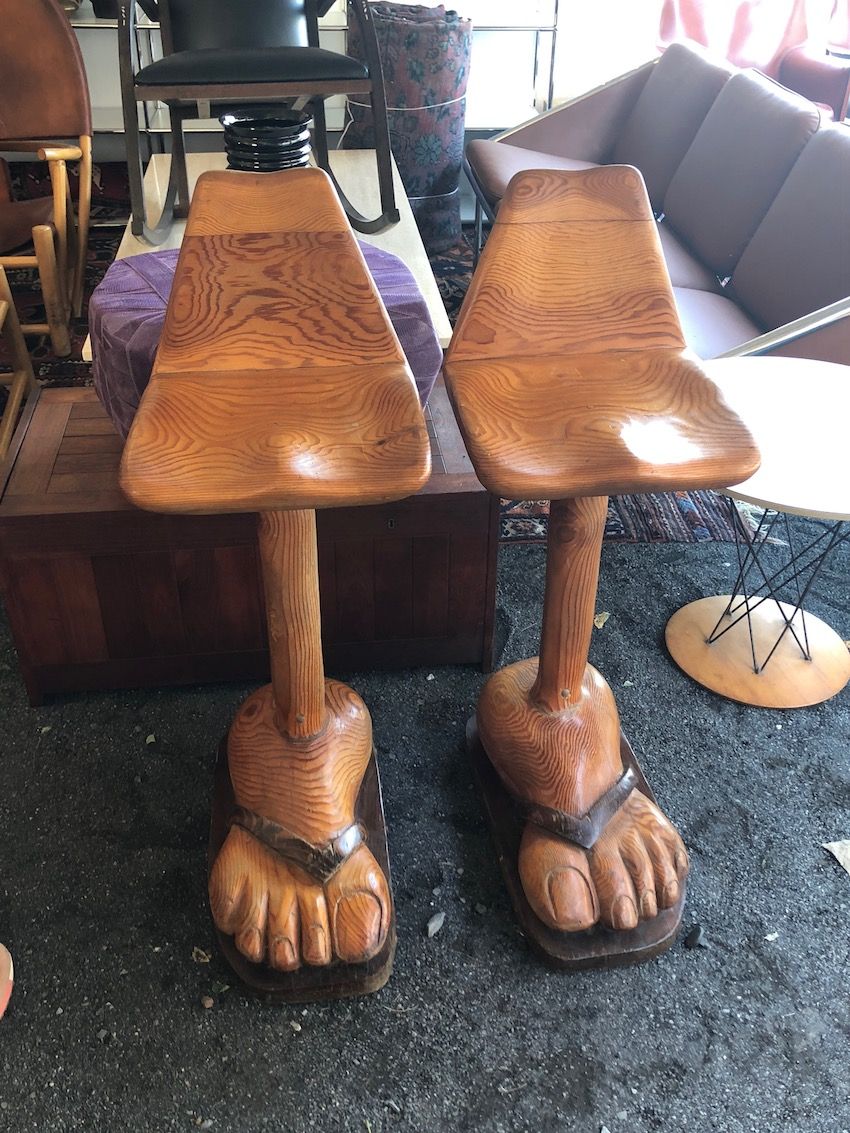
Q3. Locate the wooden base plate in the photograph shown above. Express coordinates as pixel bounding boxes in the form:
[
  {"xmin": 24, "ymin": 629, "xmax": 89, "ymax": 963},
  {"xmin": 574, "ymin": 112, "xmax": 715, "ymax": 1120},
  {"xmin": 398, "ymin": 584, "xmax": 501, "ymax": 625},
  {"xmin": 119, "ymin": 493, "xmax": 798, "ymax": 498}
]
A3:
[
  {"xmin": 666, "ymin": 596, "xmax": 850, "ymax": 709},
  {"xmin": 467, "ymin": 718, "xmax": 685, "ymax": 970},
  {"xmin": 209, "ymin": 739, "xmax": 396, "ymax": 1003}
]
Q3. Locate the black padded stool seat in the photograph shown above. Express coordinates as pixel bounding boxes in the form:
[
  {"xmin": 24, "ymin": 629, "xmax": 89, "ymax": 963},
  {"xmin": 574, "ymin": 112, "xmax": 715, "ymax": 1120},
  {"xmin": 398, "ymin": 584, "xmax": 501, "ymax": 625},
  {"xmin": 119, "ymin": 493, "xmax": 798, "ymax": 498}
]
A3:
[{"xmin": 136, "ymin": 46, "xmax": 368, "ymax": 87}]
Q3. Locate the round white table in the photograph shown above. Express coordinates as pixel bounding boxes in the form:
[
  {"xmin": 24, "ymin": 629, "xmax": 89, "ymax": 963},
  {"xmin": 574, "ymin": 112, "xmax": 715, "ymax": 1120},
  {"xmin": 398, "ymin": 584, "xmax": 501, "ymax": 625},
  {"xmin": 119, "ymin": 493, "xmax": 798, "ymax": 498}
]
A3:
[{"xmin": 666, "ymin": 357, "xmax": 850, "ymax": 708}]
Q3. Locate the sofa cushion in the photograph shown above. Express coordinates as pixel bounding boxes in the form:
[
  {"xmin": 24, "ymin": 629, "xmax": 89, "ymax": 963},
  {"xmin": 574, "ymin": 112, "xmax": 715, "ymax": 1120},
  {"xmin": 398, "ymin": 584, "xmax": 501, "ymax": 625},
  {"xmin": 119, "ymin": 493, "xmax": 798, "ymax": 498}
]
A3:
[
  {"xmin": 657, "ymin": 223, "xmax": 723, "ymax": 292},
  {"xmin": 663, "ymin": 70, "xmax": 820, "ymax": 279},
  {"xmin": 465, "ymin": 139, "xmax": 598, "ymax": 209},
  {"xmin": 673, "ymin": 287, "xmax": 763, "ymax": 358},
  {"xmin": 609, "ymin": 42, "xmax": 731, "ymax": 210},
  {"xmin": 729, "ymin": 125, "xmax": 850, "ymax": 330}
]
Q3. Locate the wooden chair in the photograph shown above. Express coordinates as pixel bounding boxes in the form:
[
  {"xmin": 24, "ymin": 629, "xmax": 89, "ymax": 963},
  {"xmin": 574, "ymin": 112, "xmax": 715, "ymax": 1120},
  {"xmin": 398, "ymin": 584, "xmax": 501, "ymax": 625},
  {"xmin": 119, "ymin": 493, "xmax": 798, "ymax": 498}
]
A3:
[
  {"xmin": 118, "ymin": 0, "xmax": 399, "ymax": 242},
  {"xmin": 0, "ymin": 0, "xmax": 93, "ymax": 357},
  {"xmin": 121, "ymin": 167, "xmax": 429, "ymax": 999},
  {"xmin": 0, "ymin": 266, "xmax": 36, "ymax": 460},
  {"xmin": 444, "ymin": 166, "xmax": 759, "ymax": 969}
]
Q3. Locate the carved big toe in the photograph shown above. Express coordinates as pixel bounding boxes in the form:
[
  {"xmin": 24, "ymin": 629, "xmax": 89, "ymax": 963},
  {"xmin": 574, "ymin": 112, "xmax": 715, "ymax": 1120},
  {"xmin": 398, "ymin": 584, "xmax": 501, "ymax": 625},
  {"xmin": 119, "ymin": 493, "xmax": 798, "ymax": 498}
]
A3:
[
  {"xmin": 209, "ymin": 827, "xmax": 390, "ymax": 970},
  {"xmin": 518, "ymin": 793, "xmax": 689, "ymax": 934}
]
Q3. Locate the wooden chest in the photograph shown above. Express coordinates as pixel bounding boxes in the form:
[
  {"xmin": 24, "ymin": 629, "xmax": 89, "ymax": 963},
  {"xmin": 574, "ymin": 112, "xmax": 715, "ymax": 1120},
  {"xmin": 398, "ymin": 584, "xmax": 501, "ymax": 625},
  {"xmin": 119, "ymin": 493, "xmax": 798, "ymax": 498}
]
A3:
[{"xmin": 0, "ymin": 384, "xmax": 497, "ymax": 704}]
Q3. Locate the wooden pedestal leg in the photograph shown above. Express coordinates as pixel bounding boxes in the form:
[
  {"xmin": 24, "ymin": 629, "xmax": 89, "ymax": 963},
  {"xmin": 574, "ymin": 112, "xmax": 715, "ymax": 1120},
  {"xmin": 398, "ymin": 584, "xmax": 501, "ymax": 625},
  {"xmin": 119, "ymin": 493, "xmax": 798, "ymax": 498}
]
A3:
[
  {"xmin": 474, "ymin": 496, "xmax": 689, "ymax": 967},
  {"xmin": 208, "ymin": 509, "xmax": 395, "ymax": 997}
]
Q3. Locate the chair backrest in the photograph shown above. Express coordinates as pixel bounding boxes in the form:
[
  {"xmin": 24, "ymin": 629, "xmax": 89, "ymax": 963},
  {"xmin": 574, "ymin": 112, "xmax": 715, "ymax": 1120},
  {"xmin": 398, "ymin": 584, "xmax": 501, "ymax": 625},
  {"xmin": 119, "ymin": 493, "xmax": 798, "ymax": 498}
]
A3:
[
  {"xmin": 729, "ymin": 124, "xmax": 850, "ymax": 329},
  {"xmin": 0, "ymin": 0, "xmax": 91, "ymax": 139},
  {"xmin": 608, "ymin": 42, "xmax": 732, "ymax": 210},
  {"xmin": 161, "ymin": 0, "xmax": 313, "ymax": 54},
  {"xmin": 662, "ymin": 69, "xmax": 820, "ymax": 278}
]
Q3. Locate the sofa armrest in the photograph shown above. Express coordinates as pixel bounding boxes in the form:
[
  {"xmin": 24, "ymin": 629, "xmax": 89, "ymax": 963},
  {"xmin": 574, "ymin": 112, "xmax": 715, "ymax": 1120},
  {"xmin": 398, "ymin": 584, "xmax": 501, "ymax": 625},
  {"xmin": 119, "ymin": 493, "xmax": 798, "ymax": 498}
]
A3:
[
  {"xmin": 717, "ymin": 297, "xmax": 850, "ymax": 363},
  {"xmin": 494, "ymin": 60, "xmax": 656, "ymax": 163}
]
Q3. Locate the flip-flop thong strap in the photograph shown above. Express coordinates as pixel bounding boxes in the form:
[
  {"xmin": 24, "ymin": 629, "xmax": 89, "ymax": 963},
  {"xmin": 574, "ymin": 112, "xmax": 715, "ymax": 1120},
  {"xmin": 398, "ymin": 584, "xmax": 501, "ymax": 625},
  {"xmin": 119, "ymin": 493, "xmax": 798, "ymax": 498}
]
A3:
[
  {"xmin": 229, "ymin": 807, "xmax": 366, "ymax": 883},
  {"xmin": 515, "ymin": 764, "xmax": 639, "ymax": 850}
]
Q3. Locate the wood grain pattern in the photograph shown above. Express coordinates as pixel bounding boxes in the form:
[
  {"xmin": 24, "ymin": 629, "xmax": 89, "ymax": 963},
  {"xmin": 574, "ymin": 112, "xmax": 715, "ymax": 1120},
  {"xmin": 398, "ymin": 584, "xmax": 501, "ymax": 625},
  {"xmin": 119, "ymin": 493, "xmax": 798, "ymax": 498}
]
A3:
[
  {"xmin": 258, "ymin": 510, "xmax": 325, "ymax": 739},
  {"xmin": 531, "ymin": 496, "xmax": 607, "ymax": 713},
  {"xmin": 184, "ymin": 169, "xmax": 351, "ymax": 237},
  {"xmin": 121, "ymin": 167, "xmax": 430, "ymax": 515},
  {"xmin": 445, "ymin": 166, "xmax": 759, "ymax": 502},
  {"xmin": 120, "ymin": 364, "xmax": 429, "ymax": 514},
  {"xmin": 155, "ymin": 232, "xmax": 403, "ymax": 374},
  {"xmin": 666, "ymin": 595, "xmax": 850, "ymax": 708},
  {"xmin": 119, "ymin": 169, "xmax": 434, "ymax": 985},
  {"xmin": 446, "ymin": 168, "xmax": 705, "ymax": 956},
  {"xmin": 0, "ymin": 390, "xmax": 496, "ymax": 704}
]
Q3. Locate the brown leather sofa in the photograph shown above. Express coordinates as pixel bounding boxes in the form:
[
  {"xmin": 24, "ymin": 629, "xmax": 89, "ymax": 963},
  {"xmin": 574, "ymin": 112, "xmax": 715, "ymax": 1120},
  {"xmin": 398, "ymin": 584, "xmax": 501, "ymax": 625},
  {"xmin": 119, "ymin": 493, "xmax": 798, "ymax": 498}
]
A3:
[{"xmin": 465, "ymin": 42, "xmax": 850, "ymax": 364}]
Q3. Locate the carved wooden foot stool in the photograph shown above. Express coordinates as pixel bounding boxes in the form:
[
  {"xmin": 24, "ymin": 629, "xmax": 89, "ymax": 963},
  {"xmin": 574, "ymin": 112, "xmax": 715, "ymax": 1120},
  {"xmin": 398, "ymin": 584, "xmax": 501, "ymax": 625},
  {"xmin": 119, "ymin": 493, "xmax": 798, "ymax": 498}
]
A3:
[
  {"xmin": 444, "ymin": 167, "xmax": 759, "ymax": 968},
  {"xmin": 121, "ymin": 168, "xmax": 430, "ymax": 1000}
]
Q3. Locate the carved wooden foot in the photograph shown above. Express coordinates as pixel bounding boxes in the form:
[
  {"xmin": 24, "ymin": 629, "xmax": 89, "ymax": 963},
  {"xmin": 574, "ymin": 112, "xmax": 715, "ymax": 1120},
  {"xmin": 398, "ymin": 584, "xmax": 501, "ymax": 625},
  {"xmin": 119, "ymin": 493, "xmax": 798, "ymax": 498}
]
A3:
[
  {"xmin": 208, "ymin": 510, "xmax": 393, "ymax": 987},
  {"xmin": 210, "ymin": 681, "xmax": 391, "ymax": 969},
  {"xmin": 476, "ymin": 497, "xmax": 688, "ymax": 953}
]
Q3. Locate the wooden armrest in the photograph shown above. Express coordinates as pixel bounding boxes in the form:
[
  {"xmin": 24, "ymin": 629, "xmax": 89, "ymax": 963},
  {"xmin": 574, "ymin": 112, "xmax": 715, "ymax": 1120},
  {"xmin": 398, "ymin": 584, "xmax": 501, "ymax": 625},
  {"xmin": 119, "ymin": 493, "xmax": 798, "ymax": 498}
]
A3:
[
  {"xmin": 0, "ymin": 141, "xmax": 82, "ymax": 162},
  {"xmin": 121, "ymin": 168, "xmax": 431, "ymax": 515},
  {"xmin": 444, "ymin": 167, "xmax": 759, "ymax": 498}
]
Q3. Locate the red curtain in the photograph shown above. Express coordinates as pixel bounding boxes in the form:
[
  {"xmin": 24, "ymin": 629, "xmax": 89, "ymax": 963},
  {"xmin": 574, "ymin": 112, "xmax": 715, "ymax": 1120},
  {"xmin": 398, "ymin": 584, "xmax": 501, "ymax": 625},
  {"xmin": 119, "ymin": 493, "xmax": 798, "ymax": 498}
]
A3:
[{"xmin": 659, "ymin": 0, "xmax": 849, "ymax": 75}]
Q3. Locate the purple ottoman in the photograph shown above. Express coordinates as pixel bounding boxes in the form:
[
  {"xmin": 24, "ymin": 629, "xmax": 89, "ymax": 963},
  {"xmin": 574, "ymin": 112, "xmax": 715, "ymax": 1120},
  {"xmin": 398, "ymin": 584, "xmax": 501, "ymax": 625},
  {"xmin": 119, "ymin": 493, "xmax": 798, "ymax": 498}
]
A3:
[{"xmin": 90, "ymin": 242, "xmax": 444, "ymax": 439}]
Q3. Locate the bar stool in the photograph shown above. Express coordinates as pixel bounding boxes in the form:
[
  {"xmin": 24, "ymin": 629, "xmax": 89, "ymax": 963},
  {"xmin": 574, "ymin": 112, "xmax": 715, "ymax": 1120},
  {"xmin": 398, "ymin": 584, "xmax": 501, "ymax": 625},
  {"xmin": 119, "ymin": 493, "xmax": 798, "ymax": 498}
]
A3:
[
  {"xmin": 444, "ymin": 167, "xmax": 759, "ymax": 968},
  {"xmin": 121, "ymin": 167, "xmax": 430, "ymax": 1000}
]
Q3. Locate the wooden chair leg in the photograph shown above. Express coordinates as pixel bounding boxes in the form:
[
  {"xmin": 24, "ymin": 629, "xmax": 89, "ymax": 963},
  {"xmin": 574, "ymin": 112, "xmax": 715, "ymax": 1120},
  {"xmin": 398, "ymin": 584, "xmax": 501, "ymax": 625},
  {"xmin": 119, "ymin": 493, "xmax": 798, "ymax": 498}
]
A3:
[
  {"xmin": 71, "ymin": 135, "xmax": 92, "ymax": 317},
  {"xmin": 32, "ymin": 224, "xmax": 70, "ymax": 357},
  {"xmin": 47, "ymin": 159, "xmax": 69, "ymax": 308},
  {"xmin": 0, "ymin": 266, "xmax": 36, "ymax": 459}
]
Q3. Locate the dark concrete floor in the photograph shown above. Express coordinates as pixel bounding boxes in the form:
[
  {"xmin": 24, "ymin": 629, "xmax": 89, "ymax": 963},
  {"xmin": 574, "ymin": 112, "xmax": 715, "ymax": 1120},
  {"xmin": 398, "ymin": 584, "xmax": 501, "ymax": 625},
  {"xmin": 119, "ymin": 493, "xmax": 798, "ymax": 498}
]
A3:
[{"xmin": 0, "ymin": 527, "xmax": 848, "ymax": 1133}]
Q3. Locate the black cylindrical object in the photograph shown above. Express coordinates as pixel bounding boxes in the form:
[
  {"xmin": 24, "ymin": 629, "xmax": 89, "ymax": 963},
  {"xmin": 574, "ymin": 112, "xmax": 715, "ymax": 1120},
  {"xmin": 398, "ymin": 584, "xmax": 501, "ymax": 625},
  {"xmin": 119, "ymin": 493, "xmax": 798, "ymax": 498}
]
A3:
[{"xmin": 220, "ymin": 110, "xmax": 312, "ymax": 172}]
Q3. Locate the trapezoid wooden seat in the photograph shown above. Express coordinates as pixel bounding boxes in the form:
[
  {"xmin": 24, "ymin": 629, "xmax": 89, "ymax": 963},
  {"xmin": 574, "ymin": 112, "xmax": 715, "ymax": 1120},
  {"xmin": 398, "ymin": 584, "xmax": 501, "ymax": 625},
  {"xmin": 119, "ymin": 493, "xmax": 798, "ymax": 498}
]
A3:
[
  {"xmin": 446, "ymin": 166, "xmax": 759, "ymax": 503},
  {"xmin": 122, "ymin": 167, "xmax": 430, "ymax": 1001},
  {"xmin": 444, "ymin": 166, "xmax": 758, "ymax": 970},
  {"xmin": 121, "ymin": 168, "xmax": 428, "ymax": 515}
]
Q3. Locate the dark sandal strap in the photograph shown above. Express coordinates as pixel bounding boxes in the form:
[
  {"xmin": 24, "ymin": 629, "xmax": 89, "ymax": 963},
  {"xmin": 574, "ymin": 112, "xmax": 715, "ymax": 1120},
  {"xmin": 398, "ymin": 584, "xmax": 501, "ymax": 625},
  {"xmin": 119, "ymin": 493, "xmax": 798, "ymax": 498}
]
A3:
[
  {"xmin": 515, "ymin": 765, "xmax": 639, "ymax": 850},
  {"xmin": 229, "ymin": 806, "xmax": 366, "ymax": 883}
]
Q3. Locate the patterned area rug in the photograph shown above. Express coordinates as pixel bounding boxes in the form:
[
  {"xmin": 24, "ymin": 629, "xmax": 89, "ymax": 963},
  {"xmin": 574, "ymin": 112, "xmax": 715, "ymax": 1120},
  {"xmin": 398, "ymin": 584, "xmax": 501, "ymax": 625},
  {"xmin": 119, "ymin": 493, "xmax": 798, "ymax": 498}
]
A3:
[{"xmin": 3, "ymin": 163, "xmax": 737, "ymax": 544}]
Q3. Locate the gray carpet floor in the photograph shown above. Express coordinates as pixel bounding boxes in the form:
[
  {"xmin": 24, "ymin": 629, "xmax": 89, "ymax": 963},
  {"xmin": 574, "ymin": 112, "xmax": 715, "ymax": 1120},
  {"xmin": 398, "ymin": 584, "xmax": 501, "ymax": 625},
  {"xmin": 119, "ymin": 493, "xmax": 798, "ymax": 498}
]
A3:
[{"xmin": 0, "ymin": 523, "xmax": 848, "ymax": 1133}]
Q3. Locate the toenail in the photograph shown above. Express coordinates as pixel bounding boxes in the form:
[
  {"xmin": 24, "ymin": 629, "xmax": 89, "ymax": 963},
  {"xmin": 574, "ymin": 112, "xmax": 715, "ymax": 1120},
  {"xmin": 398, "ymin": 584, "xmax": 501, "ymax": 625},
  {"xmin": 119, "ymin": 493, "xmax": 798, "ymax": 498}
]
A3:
[
  {"xmin": 548, "ymin": 867, "xmax": 597, "ymax": 926},
  {"xmin": 639, "ymin": 891, "xmax": 657, "ymax": 919},
  {"xmin": 675, "ymin": 850, "xmax": 689, "ymax": 876},
  {"xmin": 242, "ymin": 928, "xmax": 262, "ymax": 959},
  {"xmin": 273, "ymin": 937, "xmax": 296, "ymax": 968},
  {"xmin": 308, "ymin": 925, "xmax": 326, "ymax": 952},
  {"xmin": 662, "ymin": 882, "xmax": 679, "ymax": 907},
  {"xmin": 612, "ymin": 895, "xmax": 638, "ymax": 930}
]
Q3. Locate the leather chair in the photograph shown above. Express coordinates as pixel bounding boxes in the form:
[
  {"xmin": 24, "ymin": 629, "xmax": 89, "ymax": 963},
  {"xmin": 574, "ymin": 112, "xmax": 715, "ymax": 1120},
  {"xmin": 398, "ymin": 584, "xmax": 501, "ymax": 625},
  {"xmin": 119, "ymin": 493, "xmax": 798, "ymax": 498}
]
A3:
[
  {"xmin": 0, "ymin": 0, "xmax": 93, "ymax": 357},
  {"xmin": 118, "ymin": 0, "xmax": 399, "ymax": 242},
  {"xmin": 777, "ymin": 45, "xmax": 850, "ymax": 121}
]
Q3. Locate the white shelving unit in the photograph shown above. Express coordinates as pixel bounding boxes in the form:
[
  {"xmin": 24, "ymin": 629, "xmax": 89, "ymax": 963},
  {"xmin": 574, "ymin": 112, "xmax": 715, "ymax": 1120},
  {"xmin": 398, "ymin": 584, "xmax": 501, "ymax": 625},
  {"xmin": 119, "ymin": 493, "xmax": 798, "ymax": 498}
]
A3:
[{"xmin": 461, "ymin": 0, "xmax": 558, "ymax": 130}]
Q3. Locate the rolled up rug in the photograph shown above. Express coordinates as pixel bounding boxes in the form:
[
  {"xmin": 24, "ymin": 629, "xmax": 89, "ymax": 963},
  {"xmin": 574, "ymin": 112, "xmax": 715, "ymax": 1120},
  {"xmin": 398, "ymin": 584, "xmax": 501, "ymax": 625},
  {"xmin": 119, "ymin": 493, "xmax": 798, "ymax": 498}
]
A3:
[{"xmin": 343, "ymin": 2, "xmax": 472, "ymax": 254}]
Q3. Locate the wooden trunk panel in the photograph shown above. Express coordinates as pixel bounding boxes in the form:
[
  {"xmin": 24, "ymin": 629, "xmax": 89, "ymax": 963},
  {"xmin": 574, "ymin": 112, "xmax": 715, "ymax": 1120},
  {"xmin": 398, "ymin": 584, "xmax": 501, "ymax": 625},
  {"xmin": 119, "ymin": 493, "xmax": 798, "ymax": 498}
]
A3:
[{"xmin": 0, "ymin": 389, "xmax": 497, "ymax": 703}]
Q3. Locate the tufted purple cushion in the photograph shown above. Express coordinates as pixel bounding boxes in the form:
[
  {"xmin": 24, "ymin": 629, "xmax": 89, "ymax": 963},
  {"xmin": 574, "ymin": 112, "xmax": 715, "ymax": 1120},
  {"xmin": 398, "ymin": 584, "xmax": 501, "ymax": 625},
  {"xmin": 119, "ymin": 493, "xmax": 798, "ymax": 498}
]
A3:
[{"xmin": 90, "ymin": 242, "xmax": 443, "ymax": 439}]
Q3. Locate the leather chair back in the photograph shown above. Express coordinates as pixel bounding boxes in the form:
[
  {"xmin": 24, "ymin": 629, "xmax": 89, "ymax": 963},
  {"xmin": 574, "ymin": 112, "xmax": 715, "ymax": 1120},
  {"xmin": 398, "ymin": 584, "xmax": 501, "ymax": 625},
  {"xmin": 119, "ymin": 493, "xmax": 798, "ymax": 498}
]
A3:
[
  {"xmin": 662, "ymin": 70, "xmax": 820, "ymax": 279},
  {"xmin": 164, "ymin": 0, "xmax": 310, "ymax": 53},
  {"xmin": 0, "ymin": 0, "xmax": 91, "ymax": 139},
  {"xmin": 729, "ymin": 125, "xmax": 850, "ymax": 329}
]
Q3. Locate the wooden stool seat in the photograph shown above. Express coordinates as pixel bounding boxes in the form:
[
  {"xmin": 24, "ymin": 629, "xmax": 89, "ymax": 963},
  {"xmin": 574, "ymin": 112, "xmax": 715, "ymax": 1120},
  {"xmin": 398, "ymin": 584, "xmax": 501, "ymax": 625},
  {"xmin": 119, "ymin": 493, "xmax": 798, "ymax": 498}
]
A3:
[
  {"xmin": 447, "ymin": 349, "xmax": 759, "ymax": 500},
  {"xmin": 121, "ymin": 169, "xmax": 429, "ymax": 514},
  {"xmin": 446, "ymin": 167, "xmax": 758, "ymax": 500}
]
